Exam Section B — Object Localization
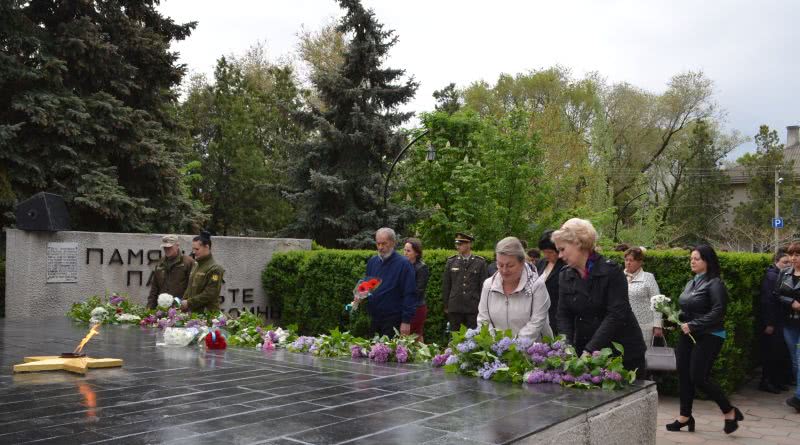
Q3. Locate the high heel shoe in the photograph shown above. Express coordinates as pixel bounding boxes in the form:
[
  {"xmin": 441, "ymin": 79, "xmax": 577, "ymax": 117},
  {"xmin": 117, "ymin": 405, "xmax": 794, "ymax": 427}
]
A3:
[
  {"xmin": 666, "ymin": 416, "xmax": 695, "ymax": 432},
  {"xmin": 724, "ymin": 407, "xmax": 744, "ymax": 434}
]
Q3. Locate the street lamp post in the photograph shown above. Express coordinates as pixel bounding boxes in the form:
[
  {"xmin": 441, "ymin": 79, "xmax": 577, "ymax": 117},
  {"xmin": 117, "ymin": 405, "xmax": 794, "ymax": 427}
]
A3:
[{"xmin": 382, "ymin": 129, "xmax": 433, "ymax": 215}]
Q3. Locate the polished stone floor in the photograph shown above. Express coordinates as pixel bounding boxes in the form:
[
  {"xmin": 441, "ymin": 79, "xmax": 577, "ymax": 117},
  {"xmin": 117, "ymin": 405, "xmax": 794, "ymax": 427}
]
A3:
[{"xmin": 0, "ymin": 318, "xmax": 652, "ymax": 444}]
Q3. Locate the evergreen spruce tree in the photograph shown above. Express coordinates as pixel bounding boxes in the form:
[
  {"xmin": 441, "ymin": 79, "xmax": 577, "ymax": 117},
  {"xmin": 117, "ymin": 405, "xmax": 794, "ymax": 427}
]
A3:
[
  {"xmin": 0, "ymin": 0, "xmax": 202, "ymax": 232},
  {"xmin": 286, "ymin": 0, "xmax": 418, "ymax": 247}
]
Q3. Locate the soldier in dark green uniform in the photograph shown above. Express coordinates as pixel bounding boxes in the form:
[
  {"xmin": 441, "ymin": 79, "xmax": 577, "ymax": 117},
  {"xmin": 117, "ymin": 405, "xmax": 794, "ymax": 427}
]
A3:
[
  {"xmin": 181, "ymin": 231, "xmax": 225, "ymax": 313},
  {"xmin": 442, "ymin": 232, "xmax": 487, "ymax": 330},
  {"xmin": 147, "ymin": 234, "xmax": 195, "ymax": 309}
]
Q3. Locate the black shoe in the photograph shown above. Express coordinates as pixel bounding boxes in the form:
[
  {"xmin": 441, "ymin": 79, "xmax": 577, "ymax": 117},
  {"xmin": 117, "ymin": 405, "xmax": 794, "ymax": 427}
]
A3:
[
  {"xmin": 666, "ymin": 416, "xmax": 695, "ymax": 432},
  {"xmin": 724, "ymin": 407, "xmax": 743, "ymax": 434},
  {"xmin": 759, "ymin": 382, "xmax": 782, "ymax": 394},
  {"xmin": 787, "ymin": 396, "xmax": 800, "ymax": 413}
]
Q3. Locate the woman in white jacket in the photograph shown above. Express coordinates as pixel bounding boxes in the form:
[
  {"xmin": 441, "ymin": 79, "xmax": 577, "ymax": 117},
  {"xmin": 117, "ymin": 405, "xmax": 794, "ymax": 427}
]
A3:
[{"xmin": 478, "ymin": 237, "xmax": 553, "ymax": 341}]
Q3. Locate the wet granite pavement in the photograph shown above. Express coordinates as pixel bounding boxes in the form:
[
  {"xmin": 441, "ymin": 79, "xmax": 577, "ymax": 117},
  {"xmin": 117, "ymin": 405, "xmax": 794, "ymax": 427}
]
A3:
[{"xmin": 0, "ymin": 318, "xmax": 652, "ymax": 444}]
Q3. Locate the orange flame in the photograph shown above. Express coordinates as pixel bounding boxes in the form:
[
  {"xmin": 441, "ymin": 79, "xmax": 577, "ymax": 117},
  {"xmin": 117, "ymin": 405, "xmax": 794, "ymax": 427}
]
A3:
[{"xmin": 74, "ymin": 323, "xmax": 101, "ymax": 354}]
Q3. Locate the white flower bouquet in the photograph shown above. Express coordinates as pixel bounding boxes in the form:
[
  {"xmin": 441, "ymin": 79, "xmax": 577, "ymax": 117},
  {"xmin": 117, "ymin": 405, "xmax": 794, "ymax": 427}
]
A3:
[{"xmin": 650, "ymin": 294, "xmax": 695, "ymax": 343}]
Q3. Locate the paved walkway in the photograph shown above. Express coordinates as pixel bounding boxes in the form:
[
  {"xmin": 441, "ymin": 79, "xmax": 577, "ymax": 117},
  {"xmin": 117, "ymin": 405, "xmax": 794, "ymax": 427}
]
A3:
[{"xmin": 657, "ymin": 380, "xmax": 800, "ymax": 445}]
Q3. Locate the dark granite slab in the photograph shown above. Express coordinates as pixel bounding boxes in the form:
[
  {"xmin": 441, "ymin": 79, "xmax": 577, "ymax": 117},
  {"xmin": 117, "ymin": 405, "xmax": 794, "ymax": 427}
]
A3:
[{"xmin": 0, "ymin": 318, "xmax": 654, "ymax": 444}]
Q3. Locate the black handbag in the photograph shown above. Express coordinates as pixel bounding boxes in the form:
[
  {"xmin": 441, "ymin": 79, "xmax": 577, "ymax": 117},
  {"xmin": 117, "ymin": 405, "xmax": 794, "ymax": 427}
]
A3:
[{"xmin": 645, "ymin": 333, "xmax": 676, "ymax": 371}]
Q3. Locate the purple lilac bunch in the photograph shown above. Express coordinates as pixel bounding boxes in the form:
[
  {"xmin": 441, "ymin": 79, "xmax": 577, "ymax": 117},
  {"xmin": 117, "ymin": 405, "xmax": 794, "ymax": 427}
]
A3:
[
  {"xmin": 465, "ymin": 327, "xmax": 480, "ymax": 339},
  {"xmin": 369, "ymin": 343, "xmax": 391, "ymax": 363},
  {"xmin": 350, "ymin": 345, "xmax": 364, "ymax": 359},
  {"xmin": 139, "ymin": 314, "xmax": 157, "ymax": 326},
  {"xmin": 109, "ymin": 294, "xmax": 124, "ymax": 306},
  {"xmin": 525, "ymin": 369, "xmax": 565, "ymax": 384},
  {"xmin": 491, "ymin": 337, "xmax": 513, "ymax": 355},
  {"xmin": 478, "ymin": 360, "xmax": 507, "ymax": 380},
  {"xmin": 456, "ymin": 339, "xmax": 477, "ymax": 353},
  {"xmin": 289, "ymin": 336, "xmax": 316, "ymax": 352},
  {"xmin": 212, "ymin": 316, "xmax": 227, "ymax": 328},
  {"xmin": 432, "ymin": 348, "xmax": 452, "ymax": 367},
  {"xmin": 185, "ymin": 319, "xmax": 204, "ymax": 329},
  {"xmin": 395, "ymin": 345, "xmax": 409, "ymax": 363},
  {"xmin": 167, "ymin": 308, "xmax": 177, "ymax": 319}
]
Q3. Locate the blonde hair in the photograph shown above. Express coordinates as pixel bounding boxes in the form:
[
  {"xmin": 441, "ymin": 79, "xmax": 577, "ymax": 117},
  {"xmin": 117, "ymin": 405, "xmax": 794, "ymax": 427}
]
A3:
[{"xmin": 552, "ymin": 218, "xmax": 597, "ymax": 252}]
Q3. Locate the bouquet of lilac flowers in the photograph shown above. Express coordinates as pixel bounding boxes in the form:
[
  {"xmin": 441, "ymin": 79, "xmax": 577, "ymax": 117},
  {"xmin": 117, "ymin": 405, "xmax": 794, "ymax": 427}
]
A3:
[{"xmin": 436, "ymin": 325, "xmax": 531, "ymax": 383}]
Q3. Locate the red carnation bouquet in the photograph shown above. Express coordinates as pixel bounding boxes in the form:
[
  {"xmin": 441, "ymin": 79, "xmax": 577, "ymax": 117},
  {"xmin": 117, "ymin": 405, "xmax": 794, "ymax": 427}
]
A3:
[
  {"xmin": 350, "ymin": 277, "xmax": 382, "ymax": 311},
  {"xmin": 204, "ymin": 329, "xmax": 227, "ymax": 350}
]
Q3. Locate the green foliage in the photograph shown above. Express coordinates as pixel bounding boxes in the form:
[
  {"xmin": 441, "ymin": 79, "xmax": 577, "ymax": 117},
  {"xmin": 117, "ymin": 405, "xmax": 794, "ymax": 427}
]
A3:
[
  {"xmin": 284, "ymin": 0, "xmax": 419, "ymax": 248},
  {"xmin": 265, "ymin": 248, "xmax": 770, "ymax": 393},
  {"xmin": 180, "ymin": 45, "xmax": 306, "ymax": 235},
  {"xmin": 263, "ymin": 248, "xmax": 494, "ymax": 344},
  {"xmin": 0, "ymin": 0, "xmax": 203, "ymax": 232},
  {"xmin": 732, "ymin": 125, "xmax": 798, "ymax": 251}
]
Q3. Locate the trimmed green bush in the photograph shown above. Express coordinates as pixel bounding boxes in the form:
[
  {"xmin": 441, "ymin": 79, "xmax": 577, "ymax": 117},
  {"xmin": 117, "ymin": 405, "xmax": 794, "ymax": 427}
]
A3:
[{"xmin": 263, "ymin": 248, "xmax": 770, "ymax": 394}]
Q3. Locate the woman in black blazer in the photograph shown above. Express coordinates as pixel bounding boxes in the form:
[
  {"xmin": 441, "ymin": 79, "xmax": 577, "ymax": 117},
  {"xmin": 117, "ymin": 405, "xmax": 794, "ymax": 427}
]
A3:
[
  {"xmin": 666, "ymin": 245, "xmax": 743, "ymax": 435},
  {"xmin": 552, "ymin": 218, "xmax": 646, "ymax": 372},
  {"xmin": 536, "ymin": 230, "xmax": 565, "ymax": 336}
]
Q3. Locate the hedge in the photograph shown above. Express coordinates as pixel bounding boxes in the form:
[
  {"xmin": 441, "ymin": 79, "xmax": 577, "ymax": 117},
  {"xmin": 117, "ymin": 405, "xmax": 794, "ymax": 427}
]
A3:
[{"xmin": 263, "ymin": 248, "xmax": 771, "ymax": 394}]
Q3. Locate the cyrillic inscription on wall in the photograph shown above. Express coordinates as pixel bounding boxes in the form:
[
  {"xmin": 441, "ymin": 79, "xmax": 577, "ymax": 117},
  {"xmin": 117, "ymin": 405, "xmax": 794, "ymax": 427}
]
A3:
[{"xmin": 46, "ymin": 242, "xmax": 79, "ymax": 283}]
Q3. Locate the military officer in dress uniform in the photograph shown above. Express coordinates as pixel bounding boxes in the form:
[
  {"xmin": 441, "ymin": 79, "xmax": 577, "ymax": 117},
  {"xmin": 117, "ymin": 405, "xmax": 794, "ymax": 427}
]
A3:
[{"xmin": 442, "ymin": 232, "xmax": 488, "ymax": 330}]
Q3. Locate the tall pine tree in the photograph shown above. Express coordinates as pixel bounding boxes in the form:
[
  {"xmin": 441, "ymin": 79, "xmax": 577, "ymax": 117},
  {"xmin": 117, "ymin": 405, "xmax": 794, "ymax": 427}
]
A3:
[
  {"xmin": 285, "ymin": 0, "xmax": 418, "ymax": 247},
  {"xmin": 0, "ymin": 0, "xmax": 202, "ymax": 232}
]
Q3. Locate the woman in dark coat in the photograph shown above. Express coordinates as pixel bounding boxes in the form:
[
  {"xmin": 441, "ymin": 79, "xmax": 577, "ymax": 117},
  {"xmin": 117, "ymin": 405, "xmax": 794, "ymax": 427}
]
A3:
[
  {"xmin": 552, "ymin": 218, "xmax": 646, "ymax": 372},
  {"xmin": 536, "ymin": 230, "xmax": 565, "ymax": 336},
  {"xmin": 403, "ymin": 238, "xmax": 429, "ymax": 342},
  {"xmin": 666, "ymin": 245, "xmax": 743, "ymax": 435},
  {"xmin": 758, "ymin": 248, "xmax": 792, "ymax": 393}
]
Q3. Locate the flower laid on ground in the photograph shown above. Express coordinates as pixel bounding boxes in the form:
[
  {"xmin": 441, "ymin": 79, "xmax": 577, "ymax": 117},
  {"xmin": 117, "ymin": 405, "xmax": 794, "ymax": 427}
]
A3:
[
  {"xmin": 116, "ymin": 313, "xmax": 141, "ymax": 322},
  {"xmin": 90, "ymin": 306, "xmax": 108, "ymax": 324},
  {"xmin": 162, "ymin": 327, "xmax": 201, "ymax": 346},
  {"xmin": 288, "ymin": 336, "xmax": 318, "ymax": 353},
  {"xmin": 650, "ymin": 294, "xmax": 695, "ymax": 343},
  {"xmin": 109, "ymin": 294, "xmax": 125, "ymax": 306},
  {"xmin": 433, "ymin": 324, "xmax": 636, "ymax": 390},
  {"xmin": 68, "ymin": 293, "xmax": 148, "ymax": 324},
  {"xmin": 369, "ymin": 343, "xmax": 392, "ymax": 363}
]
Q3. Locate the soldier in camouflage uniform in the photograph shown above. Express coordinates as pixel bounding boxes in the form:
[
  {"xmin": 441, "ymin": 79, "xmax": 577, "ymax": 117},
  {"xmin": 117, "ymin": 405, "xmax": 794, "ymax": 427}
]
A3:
[
  {"xmin": 442, "ymin": 232, "xmax": 487, "ymax": 330},
  {"xmin": 181, "ymin": 231, "xmax": 225, "ymax": 313},
  {"xmin": 147, "ymin": 234, "xmax": 195, "ymax": 309}
]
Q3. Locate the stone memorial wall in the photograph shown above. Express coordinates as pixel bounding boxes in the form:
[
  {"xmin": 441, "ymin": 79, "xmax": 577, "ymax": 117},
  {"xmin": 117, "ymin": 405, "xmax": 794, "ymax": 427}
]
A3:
[{"xmin": 4, "ymin": 228, "xmax": 310, "ymax": 319}]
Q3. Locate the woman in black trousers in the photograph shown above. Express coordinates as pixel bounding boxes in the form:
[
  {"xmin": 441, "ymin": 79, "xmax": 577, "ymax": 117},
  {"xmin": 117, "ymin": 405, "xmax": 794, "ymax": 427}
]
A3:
[{"xmin": 667, "ymin": 245, "xmax": 743, "ymax": 435}]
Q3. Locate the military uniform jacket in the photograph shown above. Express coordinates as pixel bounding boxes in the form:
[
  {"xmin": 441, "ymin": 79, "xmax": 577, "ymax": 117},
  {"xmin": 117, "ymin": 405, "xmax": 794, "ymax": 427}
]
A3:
[
  {"xmin": 442, "ymin": 254, "xmax": 488, "ymax": 314},
  {"xmin": 147, "ymin": 255, "xmax": 195, "ymax": 309},
  {"xmin": 184, "ymin": 254, "xmax": 225, "ymax": 313}
]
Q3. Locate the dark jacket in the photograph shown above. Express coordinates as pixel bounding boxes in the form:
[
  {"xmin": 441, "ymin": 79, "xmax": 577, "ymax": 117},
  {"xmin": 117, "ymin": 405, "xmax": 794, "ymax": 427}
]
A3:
[
  {"xmin": 147, "ymin": 254, "xmax": 195, "ymax": 309},
  {"xmin": 536, "ymin": 258, "xmax": 566, "ymax": 335},
  {"xmin": 413, "ymin": 260, "xmax": 430, "ymax": 307},
  {"xmin": 557, "ymin": 254, "xmax": 645, "ymax": 369},
  {"xmin": 760, "ymin": 265, "xmax": 781, "ymax": 328},
  {"xmin": 365, "ymin": 251, "xmax": 417, "ymax": 323},
  {"xmin": 442, "ymin": 254, "xmax": 488, "ymax": 313},
  {"xmin": 773, "ymin": 267, "xmax": 800, "ymax": 329},
  {"xmin": 184, "ymin": 254, "xmax": 224, "ymax": 313},
  {"xmin": 678, "ymin": 275, "xmax": 726, "ymax": 336}
]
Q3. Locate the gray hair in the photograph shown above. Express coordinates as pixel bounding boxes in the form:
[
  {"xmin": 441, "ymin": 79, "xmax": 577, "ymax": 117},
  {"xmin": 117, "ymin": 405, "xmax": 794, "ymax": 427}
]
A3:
[
  {"xmin": 495, "ymin": 236, "xmax": 526, "ymax": 262},
  {"xmin": 376, "ymin": 227, "xmax": 397, "ymax": 242}
]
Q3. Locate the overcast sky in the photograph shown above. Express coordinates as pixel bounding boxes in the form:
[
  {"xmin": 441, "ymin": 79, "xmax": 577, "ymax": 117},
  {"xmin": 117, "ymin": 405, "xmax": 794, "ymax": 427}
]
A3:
[{"xmin": 158, "ymin": 0, "xmax": 800, "ymax": 159}]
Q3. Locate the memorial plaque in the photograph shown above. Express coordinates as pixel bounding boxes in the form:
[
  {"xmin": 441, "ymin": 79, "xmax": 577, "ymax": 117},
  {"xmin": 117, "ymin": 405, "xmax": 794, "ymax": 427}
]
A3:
[{"xmin": 46, "ymin": 242, "xmax": 79, "ymax": 283}]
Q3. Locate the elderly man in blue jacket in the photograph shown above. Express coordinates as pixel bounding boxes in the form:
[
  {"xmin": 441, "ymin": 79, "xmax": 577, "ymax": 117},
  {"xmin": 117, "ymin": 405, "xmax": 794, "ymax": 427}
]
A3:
[{"xmin": 365, "ymin": 227, "xmax": 417, "ymax": 337}]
